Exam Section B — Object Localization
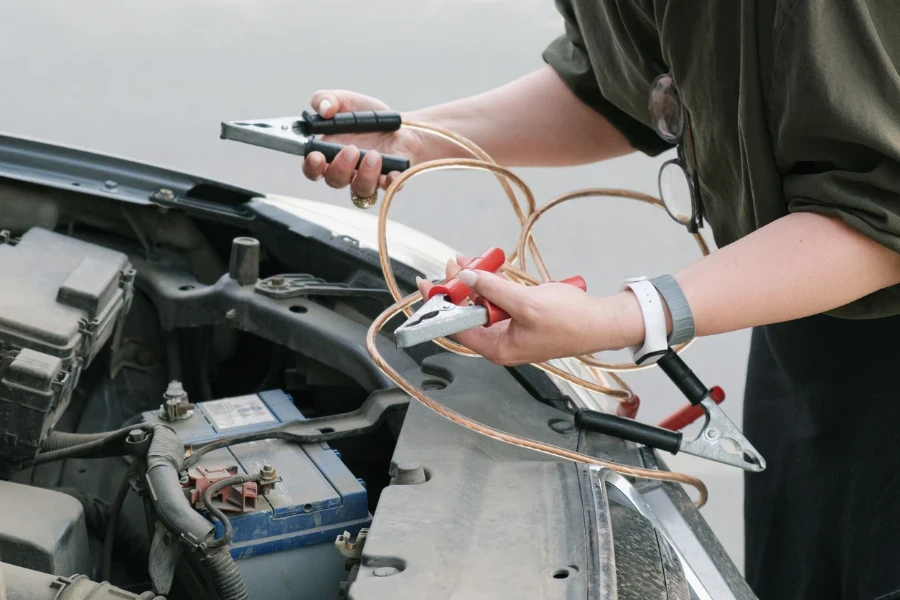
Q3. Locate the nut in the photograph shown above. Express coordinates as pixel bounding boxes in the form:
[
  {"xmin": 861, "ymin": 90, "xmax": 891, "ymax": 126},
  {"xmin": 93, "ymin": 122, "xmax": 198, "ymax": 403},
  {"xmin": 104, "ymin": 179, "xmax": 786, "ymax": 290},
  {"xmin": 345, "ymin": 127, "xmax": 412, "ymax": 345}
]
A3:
[
  {"xmin": 258, "ymin": 464, "xmax": 278, "ymax": 494},
  {"xmin": 260, "ymin": 464, "xmax": 277, "ymax": 480},
  {"xmin": 127, "ymin": 429, "xmax": 147, "ymax": 444},
  {"xmin": 269, "ymin": 275, "xmax": 286, "ymax": 288}
]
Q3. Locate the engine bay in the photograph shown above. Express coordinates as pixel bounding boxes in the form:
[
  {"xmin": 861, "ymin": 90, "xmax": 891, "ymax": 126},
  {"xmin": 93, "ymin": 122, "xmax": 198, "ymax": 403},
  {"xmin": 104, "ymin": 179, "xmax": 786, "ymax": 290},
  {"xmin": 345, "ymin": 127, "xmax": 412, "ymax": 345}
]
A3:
[{"xmin": 0, "ymin": 182, "xmax": 413, "ymax": 598}]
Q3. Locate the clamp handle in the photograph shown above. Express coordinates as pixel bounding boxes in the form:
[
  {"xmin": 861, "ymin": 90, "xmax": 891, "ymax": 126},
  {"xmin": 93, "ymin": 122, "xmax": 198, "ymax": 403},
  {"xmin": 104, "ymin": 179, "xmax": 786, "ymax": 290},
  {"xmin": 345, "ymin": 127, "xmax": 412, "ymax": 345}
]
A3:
[
  {"xmin": 302, "ymin": 110, "xmax": 402, "ymax": 135},
  {"xmin": 475, "ymin": 275, "xmax": 587, "ymax": 325},
  {"xmin": 656, "ymin": 350, "xmax": 709, "ymax": 406},
  {"xmin": 658, "ymin": 386, "xmax": 725, "ymax": 431},
  {"xmin": 576, "ymin": 408, "xmax": 683, "ymax": 454},
  {"xmin": 428, "ymin": 247, "xmax": 506, "ymax": 304},
  {"xmin": 304, "ymin": 139, "xmax": 410, "ymax": 175}
]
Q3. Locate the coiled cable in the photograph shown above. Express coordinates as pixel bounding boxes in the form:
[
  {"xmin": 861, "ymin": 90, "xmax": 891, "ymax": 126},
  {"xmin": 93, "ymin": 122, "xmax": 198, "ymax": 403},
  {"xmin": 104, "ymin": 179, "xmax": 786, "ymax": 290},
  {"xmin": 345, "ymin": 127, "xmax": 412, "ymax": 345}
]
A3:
[{"xmin": 365, "ymin": 122, "xmax": 710, "ymax": 506}]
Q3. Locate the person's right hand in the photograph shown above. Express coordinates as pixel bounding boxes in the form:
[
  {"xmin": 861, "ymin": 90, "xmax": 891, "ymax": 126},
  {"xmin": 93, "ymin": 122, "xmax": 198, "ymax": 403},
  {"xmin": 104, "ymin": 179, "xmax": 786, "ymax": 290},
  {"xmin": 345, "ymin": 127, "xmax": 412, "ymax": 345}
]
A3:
[{"xmin": 303, "ymin": 90, "xmax": 431, "ymax": 198}]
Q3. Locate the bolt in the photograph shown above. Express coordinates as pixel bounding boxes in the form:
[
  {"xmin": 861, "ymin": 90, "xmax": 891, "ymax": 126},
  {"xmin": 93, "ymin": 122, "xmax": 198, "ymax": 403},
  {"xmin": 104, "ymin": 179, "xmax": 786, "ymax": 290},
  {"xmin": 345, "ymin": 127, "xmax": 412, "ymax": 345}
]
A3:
[
  {"xmin": 269, "ymin": 275, "xmax": 286, "ymax": 288},
  {"xmin": 104, "ymin": 179, "xmax": 118, "ymax": 191},
  {"xmin": 154, "ymin": 188, "xmax": 175, "ymax": 202},
  {"xmin": 260, "ymin": 464, "xmax": 277, "ymax": 480},
  {"xmin": 374, "ymin": 567, "xmax": 398, "ymax": 578},
  {"xmin": 127, "ymin": 429, "xmax": 147, "ymax": 444},
  {"xmin": 225, "ymin": 309, "xmax": 237, "ymax": 321}
]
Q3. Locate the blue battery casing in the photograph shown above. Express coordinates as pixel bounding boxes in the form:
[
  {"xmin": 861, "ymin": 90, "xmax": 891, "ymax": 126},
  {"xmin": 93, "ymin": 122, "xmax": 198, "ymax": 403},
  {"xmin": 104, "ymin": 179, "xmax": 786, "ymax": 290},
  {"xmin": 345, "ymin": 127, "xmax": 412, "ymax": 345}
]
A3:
[{"xmin": 142, "ymin": 390, "xmax": 370, "ymax": 559}]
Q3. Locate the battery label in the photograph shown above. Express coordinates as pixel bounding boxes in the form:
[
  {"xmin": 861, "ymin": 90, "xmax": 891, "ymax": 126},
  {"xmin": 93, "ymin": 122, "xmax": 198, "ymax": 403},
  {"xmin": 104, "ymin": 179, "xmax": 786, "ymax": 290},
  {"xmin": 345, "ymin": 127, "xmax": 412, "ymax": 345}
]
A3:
[{"xmin": 203, "ymin": 395, "xmax": 277, "ymax": 430}]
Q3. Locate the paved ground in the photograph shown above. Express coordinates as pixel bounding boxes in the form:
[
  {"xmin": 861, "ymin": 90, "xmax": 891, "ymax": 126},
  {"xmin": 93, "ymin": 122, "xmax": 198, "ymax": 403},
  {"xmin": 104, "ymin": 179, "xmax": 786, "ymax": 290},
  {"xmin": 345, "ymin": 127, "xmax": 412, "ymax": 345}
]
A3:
[{"xmin": 0, "ymin": 0, "xmax": 750, "ymax": 571}]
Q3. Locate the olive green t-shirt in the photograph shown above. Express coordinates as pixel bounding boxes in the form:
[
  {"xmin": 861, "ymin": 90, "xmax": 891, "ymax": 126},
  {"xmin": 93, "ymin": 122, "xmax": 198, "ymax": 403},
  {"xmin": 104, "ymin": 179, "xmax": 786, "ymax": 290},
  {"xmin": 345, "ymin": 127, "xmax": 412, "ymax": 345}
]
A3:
[{"xmin": 544, "ymin": 0, "xmax": 900, "ymax": 318}]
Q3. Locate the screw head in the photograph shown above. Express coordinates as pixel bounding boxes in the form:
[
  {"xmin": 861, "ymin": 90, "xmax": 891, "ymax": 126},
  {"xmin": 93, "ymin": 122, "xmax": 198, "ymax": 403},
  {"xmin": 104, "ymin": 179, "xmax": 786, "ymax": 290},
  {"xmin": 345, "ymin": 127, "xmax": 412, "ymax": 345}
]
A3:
[
  {"xmin": 269, "ymin": 275, "xmax": 286, "ymax": 288},
  {"xmin": 225, "ymin": 309, "xmax": 238, "ymax": 321},
  {"xmin": 374, "ymin": 567, "xmax": 398, "ymax": 578},
  {"xmin": 104, "ymin": 180, "xmax": 118, "ymax": 190},
  {"xmin": 155, "ymin": 188, "xmax": 175, "ymax": 201}
]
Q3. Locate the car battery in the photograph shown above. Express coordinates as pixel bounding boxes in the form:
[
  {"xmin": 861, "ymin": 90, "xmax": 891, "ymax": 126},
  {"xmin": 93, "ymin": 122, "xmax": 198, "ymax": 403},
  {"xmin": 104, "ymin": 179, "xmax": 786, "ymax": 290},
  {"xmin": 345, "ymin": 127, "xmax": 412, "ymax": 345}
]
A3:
[{"xmin": 142, "ymin": 390, "xmax": 371, "ymax": 597}]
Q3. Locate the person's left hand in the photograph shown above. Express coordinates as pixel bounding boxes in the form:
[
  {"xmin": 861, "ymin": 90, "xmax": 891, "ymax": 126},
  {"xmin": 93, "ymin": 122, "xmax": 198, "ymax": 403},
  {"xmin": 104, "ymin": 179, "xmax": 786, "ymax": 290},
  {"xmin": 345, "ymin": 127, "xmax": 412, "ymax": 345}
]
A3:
[{"xmin": 416, "ymin": 255, "xmax": 612, "ymax": 366}]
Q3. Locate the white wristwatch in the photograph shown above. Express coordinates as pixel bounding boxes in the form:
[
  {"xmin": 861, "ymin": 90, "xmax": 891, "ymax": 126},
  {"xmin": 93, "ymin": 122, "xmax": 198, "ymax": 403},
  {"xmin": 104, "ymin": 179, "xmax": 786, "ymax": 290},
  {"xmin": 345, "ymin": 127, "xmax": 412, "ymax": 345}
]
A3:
[{"xmin": 619, "ymin": 276, "xmax": 669, "ymax": 365}]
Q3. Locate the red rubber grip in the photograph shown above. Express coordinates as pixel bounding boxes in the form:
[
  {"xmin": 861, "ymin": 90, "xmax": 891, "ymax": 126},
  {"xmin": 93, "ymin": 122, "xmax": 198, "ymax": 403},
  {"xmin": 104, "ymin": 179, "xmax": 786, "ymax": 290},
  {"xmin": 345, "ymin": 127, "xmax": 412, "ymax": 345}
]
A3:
[
  {"xmin": 428, "ymin": 247, "xmax": 505, "ymax": 304},
  {"xmin": 475, "ymin": 275, "xmax": 588, "ymax": 326},
  {"xmin": 658, "ymin": 386, "xmax": 726, "ymax": 431}
]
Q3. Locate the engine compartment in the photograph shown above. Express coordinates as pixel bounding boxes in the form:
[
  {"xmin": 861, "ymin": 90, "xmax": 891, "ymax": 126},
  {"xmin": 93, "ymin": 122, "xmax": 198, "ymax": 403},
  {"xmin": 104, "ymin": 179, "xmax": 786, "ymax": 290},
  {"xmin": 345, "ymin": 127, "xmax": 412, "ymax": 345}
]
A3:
[{"xmin": 0, "ymin": 181, "xmax": 414, "ymax": 598}]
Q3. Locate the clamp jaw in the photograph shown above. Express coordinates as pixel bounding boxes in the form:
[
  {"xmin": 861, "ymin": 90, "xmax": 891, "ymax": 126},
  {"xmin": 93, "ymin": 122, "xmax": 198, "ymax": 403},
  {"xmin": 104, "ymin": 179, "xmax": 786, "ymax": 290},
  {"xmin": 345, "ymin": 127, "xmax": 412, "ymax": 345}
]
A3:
[
  {"xmin": 395, "ymin": 247, "xmax": 586, "ymax": 349},
  {"xmin": 221, "ymin": 110, "xmax": 410, "ymax": 175},
  {"xmin": 576, "ymin": 350, "xmax": 766, "ymax": 472}
]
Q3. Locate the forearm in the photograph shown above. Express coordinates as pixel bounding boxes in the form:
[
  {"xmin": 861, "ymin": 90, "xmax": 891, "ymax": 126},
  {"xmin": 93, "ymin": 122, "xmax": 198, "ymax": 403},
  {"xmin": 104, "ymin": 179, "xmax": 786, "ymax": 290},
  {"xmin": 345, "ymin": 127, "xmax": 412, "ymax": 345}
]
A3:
[
  {"xmin": 406, "ymin": 66, "xmax": 633, "ymax": 166},
  {"xmin": 597, "ymin": 212, "xmax": 900, "ymax": 350}
]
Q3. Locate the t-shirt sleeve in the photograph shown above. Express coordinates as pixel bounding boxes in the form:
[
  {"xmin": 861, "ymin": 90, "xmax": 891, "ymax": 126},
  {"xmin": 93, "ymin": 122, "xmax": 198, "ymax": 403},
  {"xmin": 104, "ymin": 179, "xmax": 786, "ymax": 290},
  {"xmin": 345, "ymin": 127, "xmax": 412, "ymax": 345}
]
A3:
[
  {"xmin": 542, "ymin": 0, "xmax": 672, "ymax": 157},
  {"xmin": 773, "ymin": 0, "xmax": 900, "ymax": 318}
]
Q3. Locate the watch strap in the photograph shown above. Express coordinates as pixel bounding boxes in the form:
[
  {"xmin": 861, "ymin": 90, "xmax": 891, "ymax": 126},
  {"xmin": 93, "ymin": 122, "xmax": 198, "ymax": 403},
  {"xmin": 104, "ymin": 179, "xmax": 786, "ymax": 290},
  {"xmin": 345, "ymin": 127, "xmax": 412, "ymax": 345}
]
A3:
[
  {"xmin": 619, "ymin": 277, "xmax": 669, "ymax": 365},
  {"xmin": 649, "ymin": 274, "xmax": 695, "ymax": 346}
]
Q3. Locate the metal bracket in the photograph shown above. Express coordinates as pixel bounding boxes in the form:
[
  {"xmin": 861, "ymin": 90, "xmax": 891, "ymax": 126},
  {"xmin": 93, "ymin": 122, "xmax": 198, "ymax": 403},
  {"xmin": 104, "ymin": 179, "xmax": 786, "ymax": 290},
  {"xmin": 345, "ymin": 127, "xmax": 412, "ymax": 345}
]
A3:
[
  {"xmin": 336, "ymin": 528, "xmax": 369, "ymax": 562},
  {"xmin": 255, "ymin": 273, "xmax": 391, "ymax": 300}
]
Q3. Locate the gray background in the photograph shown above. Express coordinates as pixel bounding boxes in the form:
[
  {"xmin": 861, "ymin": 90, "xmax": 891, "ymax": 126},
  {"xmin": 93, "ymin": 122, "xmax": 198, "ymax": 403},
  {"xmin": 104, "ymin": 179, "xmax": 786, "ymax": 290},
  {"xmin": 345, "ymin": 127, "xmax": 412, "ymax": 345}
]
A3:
[{"xmin": 0, "ymin": 0, "xmax": 750, "ymax": 571}]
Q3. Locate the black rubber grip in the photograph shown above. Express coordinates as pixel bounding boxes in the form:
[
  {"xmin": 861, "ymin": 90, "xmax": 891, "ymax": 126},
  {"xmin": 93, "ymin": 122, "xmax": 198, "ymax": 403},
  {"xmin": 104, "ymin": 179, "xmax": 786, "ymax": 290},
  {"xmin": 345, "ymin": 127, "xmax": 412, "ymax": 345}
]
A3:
[
  {"xmin": 304, "ymin": 139, "xmax": 410, "ymax": 175},
  {"xmin": 575, "ymin": 409, "xmax": 682, "ymax": 454},
  {"xmin": 302, "ymin": 110, "xmax": 402, "ymax": 135},
  {"xmin": 657, "ymin": 350, "xmax": 708, "ymax": 406}
]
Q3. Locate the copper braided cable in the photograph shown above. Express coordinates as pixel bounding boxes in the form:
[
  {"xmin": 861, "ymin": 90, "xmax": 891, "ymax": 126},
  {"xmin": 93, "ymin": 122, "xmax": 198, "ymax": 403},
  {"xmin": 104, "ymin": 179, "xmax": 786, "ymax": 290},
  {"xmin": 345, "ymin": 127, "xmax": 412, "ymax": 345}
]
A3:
[
  {"xmin": 365, "ymin": 294, "xmax": 709, "ymax": 506},
  {"xmin": 364, "ymin": 121, "xmax": 712, "ymax": 506}
]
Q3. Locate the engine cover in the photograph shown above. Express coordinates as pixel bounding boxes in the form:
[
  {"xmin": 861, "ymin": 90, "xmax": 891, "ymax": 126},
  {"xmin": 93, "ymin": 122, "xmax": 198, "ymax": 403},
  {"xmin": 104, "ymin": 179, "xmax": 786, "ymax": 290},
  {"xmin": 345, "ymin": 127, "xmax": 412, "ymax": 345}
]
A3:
[{"xmin": 0, "ymin": 227, "xmax": 134, "ymax": 468}]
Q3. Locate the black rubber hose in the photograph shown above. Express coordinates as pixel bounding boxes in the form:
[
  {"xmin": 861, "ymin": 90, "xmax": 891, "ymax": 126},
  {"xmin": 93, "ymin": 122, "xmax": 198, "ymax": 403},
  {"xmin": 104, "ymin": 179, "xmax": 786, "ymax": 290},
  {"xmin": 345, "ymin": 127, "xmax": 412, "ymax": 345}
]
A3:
[
  {"xmin": 27, "ymin": 425, "xmax": 153, "ymax": 466},
  {"xmin": 201, "ymin": 474, "xmax": 260, "ymax": 549},
  {"xmin": 145, "ymin": 425, "xmax": 214, "ymax": 547},
  {"xmin": 199, "ymin": 548, "xmax": 249, "ymax": 600},
  {"xmin": 103, "ymin": 470, "xmax": 133, "ymax": 582}
]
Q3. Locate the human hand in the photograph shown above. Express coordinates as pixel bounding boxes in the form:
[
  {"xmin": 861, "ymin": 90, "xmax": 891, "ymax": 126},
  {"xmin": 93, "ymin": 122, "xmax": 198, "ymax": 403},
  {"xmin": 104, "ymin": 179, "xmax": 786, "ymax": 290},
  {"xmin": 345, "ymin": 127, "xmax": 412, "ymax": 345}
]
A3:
[
  {"xmin": 303, "ymin": 90, "xmax": 432, "ymax": 198},
  {"xmin": 416, "ymin": 255, "xmax": 627, "ymax": 366}
]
